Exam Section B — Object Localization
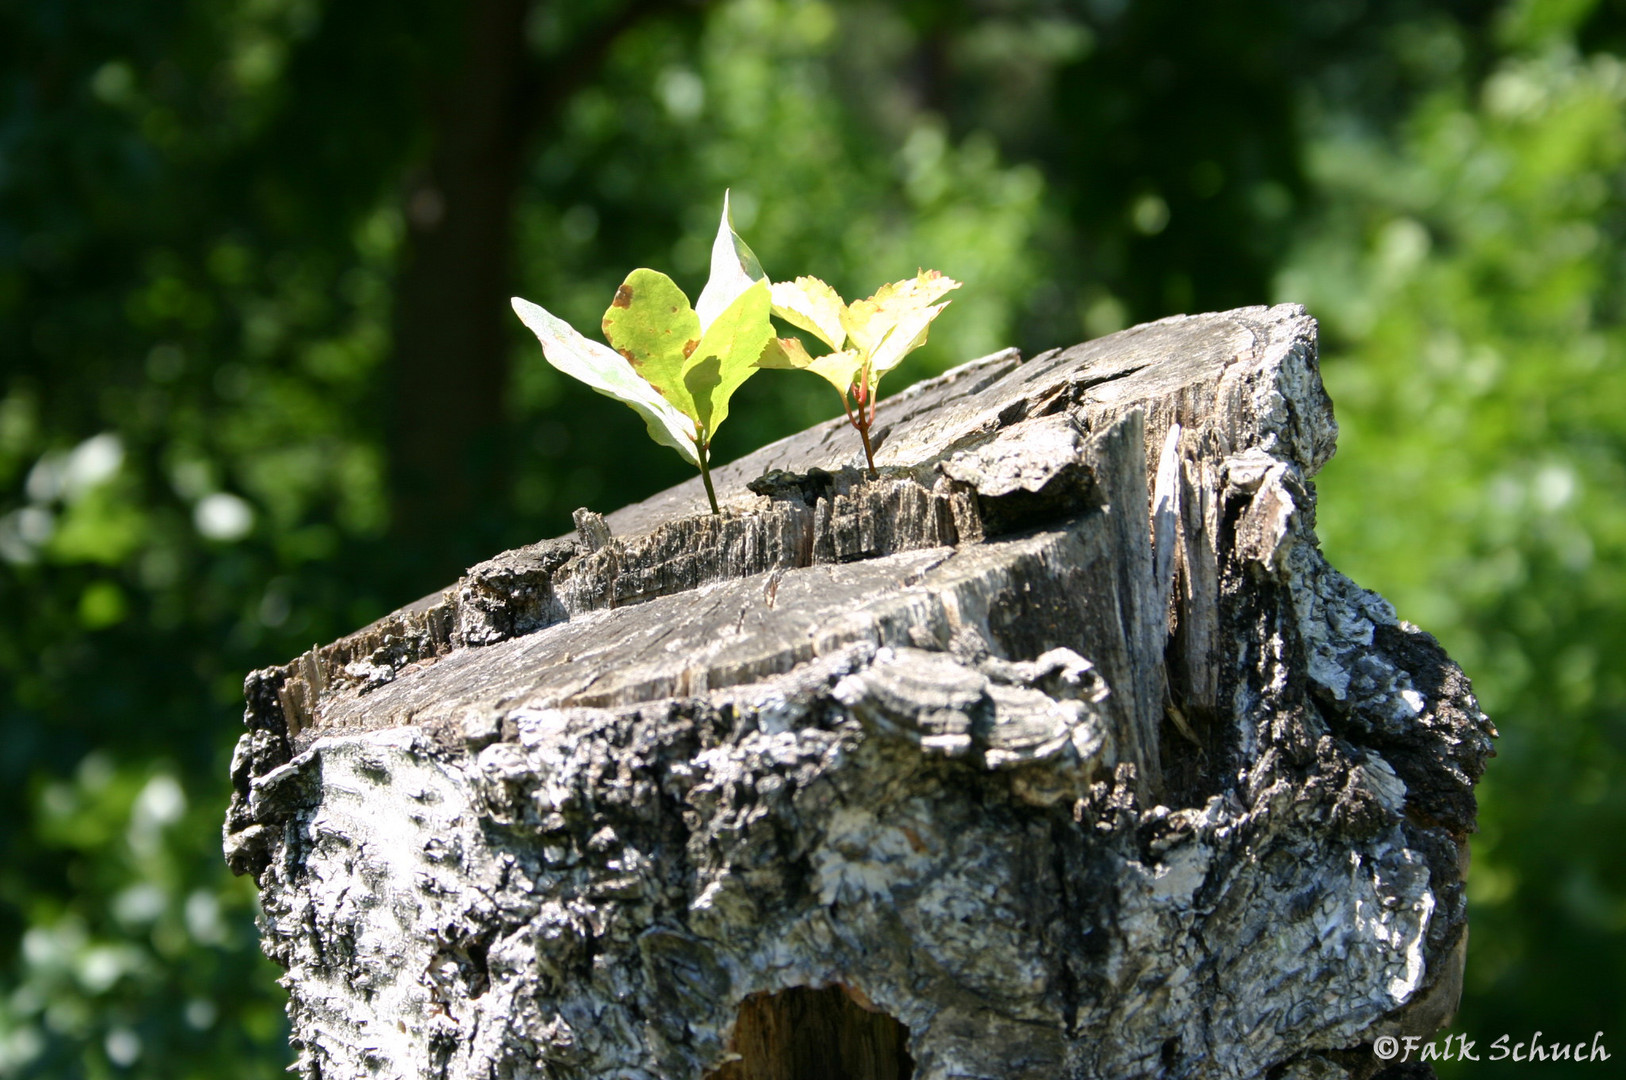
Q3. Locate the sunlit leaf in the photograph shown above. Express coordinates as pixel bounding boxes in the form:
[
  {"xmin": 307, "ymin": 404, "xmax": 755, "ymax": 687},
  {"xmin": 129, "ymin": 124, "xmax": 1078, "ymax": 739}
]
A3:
[
  {"xmin": 694, "ymin": 190, "xmax": 766, "ymax": 334},
  {"xmin": 753, "ymin": 335, "xmax": 797, "ymax": 370},
  {"xmin": 841, "ymin": 269, "xmax": 961, "ymax": 356},
  {"xmin": 684, "ymin": 280, "xmax": 773, "ymax": 433},
  {"xmin": 755, "ymin": 333, "xmax": 862, "ymax": 397},
  {"xmin": 510, "ymin": 295, "xmax": 699, "ymax": 465},
  {"xmin": 763, "ymin": 268, "xmax": 960, "ymax": 474},
  {"xmin": 513, "ymin": 194, "xmax": 779, "ymax": 510},
  {"xmin": 769, "ymin": 276, "xmax": 847, "ymax": 350},
  {"xmin": 602, "ymin": 268, "xmax": 702, "ymax": 416},
  {"xmin": 867, "ymin": 300, "xmax": 952, "ymax": 377},
  {"xmin": 806, "ymin": 348, "xmax": 865, "ymax": 396},
  {"xmin": 766, "ymin": 269, "xmax": 960, "ymax": 394},
  {"xmin": 758, "ymin": 334, "xmax": 814, "ymax": 370}
]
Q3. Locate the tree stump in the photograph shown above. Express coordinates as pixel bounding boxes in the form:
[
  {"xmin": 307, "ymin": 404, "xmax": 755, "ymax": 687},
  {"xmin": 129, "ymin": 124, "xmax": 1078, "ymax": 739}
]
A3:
[{"xmin": 224, "ymin": 304, "xmax": 1495, "ymax": 1080}]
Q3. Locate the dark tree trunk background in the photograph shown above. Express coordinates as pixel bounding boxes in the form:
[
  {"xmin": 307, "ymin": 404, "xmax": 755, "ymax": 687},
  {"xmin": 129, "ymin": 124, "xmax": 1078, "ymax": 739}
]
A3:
[
  {"xmin": 387, "ymin": 0, "xmax": 685, "ymax": 582},
  {"xmin": 388, "ymin": 0, "xmax": 534, "ymax": 576}
]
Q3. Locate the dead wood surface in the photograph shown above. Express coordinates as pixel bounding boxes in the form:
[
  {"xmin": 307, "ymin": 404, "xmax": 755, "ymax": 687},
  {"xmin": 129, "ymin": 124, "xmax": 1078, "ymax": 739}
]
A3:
[{"xmin": 224, "ymin": 304, "xmax": 1495, "ymax": 1080}]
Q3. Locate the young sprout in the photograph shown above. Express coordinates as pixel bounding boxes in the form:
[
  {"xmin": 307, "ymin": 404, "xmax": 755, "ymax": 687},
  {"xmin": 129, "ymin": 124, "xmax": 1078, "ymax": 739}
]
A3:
[
  {"xmin": 510, "ymin": 193, "xmax": 774, "ymax": 515},
  {"xmin": 763, "ymin": 270, "xmax": 961, "ymax": 476}
]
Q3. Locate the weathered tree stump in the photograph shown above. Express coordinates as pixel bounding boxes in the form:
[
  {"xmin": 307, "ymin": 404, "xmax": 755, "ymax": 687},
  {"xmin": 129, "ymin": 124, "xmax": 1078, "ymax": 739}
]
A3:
[{"xmin": 224, "ymin": 304, "xmax": 1495, "ymax": 1080}]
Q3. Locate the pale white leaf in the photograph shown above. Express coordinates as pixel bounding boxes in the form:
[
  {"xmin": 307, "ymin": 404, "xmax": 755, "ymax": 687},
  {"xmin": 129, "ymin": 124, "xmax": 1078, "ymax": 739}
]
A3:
[
  {"xmin": 770, "ymin": 276, "xmax": 847, "ymax": 351},
  {"xmin": 694, "ymin": 190, "xmax": 766, "ymax": 335},
  {"xmin": 842, "ymin": 270, "xmax": 961, "ymax": 355},
  {"xmin": 866, "ymin": 301, "xmax": 951, "ymax": 378},
  {"xmin": 511, "ymin": 296, "xmax": 700, "ymax": 465}
]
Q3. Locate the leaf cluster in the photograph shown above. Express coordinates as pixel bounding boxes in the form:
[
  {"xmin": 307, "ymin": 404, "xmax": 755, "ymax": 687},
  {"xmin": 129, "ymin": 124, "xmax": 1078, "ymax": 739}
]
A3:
[
  {"xmin": 512, "ymin": 194, "xmax": 959, "ymax": 508},
  {"xmin": 764, "ymin": 269, "xmax": 960, "ymax": 472}
]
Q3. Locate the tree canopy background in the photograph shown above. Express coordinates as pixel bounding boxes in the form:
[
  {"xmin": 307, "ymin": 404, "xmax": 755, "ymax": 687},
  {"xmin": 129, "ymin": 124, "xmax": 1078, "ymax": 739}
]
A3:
[{"xmin": 2, "ymin": 0, "xmax": 1622, "ymax": 1075}]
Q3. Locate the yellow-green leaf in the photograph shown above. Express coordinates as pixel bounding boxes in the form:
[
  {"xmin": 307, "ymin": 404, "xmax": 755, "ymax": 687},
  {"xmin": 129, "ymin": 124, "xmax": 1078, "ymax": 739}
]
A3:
[
  {"xmin": 770, "ymin": 276, "xmax": 847, "ymax": 351},
  {"xmin": 804, "ymin": 348, "xmax": 865, "ymax": 397},
  {"xmin": 842, "ymin": 269, "xmax": 962, "ymax": 356},
  {"xmin": 753, "ymin": 335, "xmax": 799, "ymax": 370},
  {"xmin": 757, "ymin": 335, "xmax": 815, "ymax": 370},
  {"xmin": 756, "ymin": 333, "xmax": 863, "ymax": 396},
  {"xmin": 601, "ymin": 268, "xmax": 702, "ymax": 416},
  {"xmin": 683, "ymin": 279, "xmax": 773, "ymax": 434},
  {"xmin": 867, "ymin": 299, "xmax": 952, "ymax": 378}
]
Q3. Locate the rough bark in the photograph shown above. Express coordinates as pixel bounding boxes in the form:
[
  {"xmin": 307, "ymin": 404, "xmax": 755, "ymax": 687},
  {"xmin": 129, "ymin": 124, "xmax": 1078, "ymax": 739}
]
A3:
[{"xmin": 225, "ymin": 304, "xmax": 1495, "ymax": 1080}]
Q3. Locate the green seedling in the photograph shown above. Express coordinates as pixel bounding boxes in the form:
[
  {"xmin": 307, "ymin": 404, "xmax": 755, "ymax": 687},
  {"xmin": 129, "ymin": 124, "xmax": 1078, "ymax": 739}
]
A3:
[
  {"xmin": 511, "ymin": 193, "xmax": 775, "ymax": 515},
  {"xmin": 763, "ymin": 270, "xmax": 961, "ymax": 476}
]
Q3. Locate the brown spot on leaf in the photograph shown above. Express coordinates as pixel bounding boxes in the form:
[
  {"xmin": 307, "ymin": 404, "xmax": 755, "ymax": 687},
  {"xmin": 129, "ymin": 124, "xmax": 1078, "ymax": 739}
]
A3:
[
  {"xmin": 611, "ymin": 284, "xmax": 633, "ymax": 308},
  {"xmin": 617, "ymin": 348, "xmax": 639, "ymax": 365},
  {"xmin": 683, "ymin": 338, "xmax": 700, "ymax": 358}
]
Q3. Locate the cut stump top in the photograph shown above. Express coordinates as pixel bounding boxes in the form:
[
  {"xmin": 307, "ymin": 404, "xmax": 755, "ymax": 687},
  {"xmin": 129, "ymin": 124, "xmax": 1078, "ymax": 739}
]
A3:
[{"xmin": 225, "ymin": 305, "xmax": 1495, "ymax": 1080}]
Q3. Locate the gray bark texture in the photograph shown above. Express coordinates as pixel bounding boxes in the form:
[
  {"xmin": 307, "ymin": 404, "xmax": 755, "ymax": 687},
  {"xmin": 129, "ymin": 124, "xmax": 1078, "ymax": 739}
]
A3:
[{"xmin": 224, "ymin": 304, "xmax": 1495, "ymax": 1080}]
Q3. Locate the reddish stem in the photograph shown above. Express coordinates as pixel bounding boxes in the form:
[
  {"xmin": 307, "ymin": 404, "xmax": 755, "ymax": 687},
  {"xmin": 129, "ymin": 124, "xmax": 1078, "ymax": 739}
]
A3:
[
  {"xmin": 856, "ymin": 418, "xmax": 878, "ymax": 478},
  {"xmin": 847, "ymin": 379, "xmax": 878, "ymax": 478}
]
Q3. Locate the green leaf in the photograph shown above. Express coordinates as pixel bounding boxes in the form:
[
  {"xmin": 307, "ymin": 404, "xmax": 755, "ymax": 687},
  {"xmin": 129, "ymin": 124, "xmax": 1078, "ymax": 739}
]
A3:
[
  {"xmin": 510, "ymin": 295, "xmax": 700, "ymax": 465},
  {"xmin": 514, "ymin": 193, "xmax": 782, "ymax": 484},
  {"xmin": 756, "ymin": 334, "xmax": 815, "ymax": 370},
  {"xmin": 683, "ymin": 279, "xmax": 773, "ymax": 434},
  {"xmin": 770, "ymin": 276, "xmax": 847, "ymax": 350},
  {"xmin": 695, "ymin": 190, "xmax": 766, "ymax": 333},
  {"xmin": 601, "ymin": 268, "xmax": 702, "ymax": 416}
]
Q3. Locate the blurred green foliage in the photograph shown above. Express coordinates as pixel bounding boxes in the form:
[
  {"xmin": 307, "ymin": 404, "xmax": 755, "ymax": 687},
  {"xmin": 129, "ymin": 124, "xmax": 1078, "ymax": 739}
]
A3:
[
  {"xmin": 0, "ymin": 0, "xmax": 1620, "ymax": 1074},
  {"xmin": 1285, "ymin": 2, "xmax": 1626, "ymax": 1066}
]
